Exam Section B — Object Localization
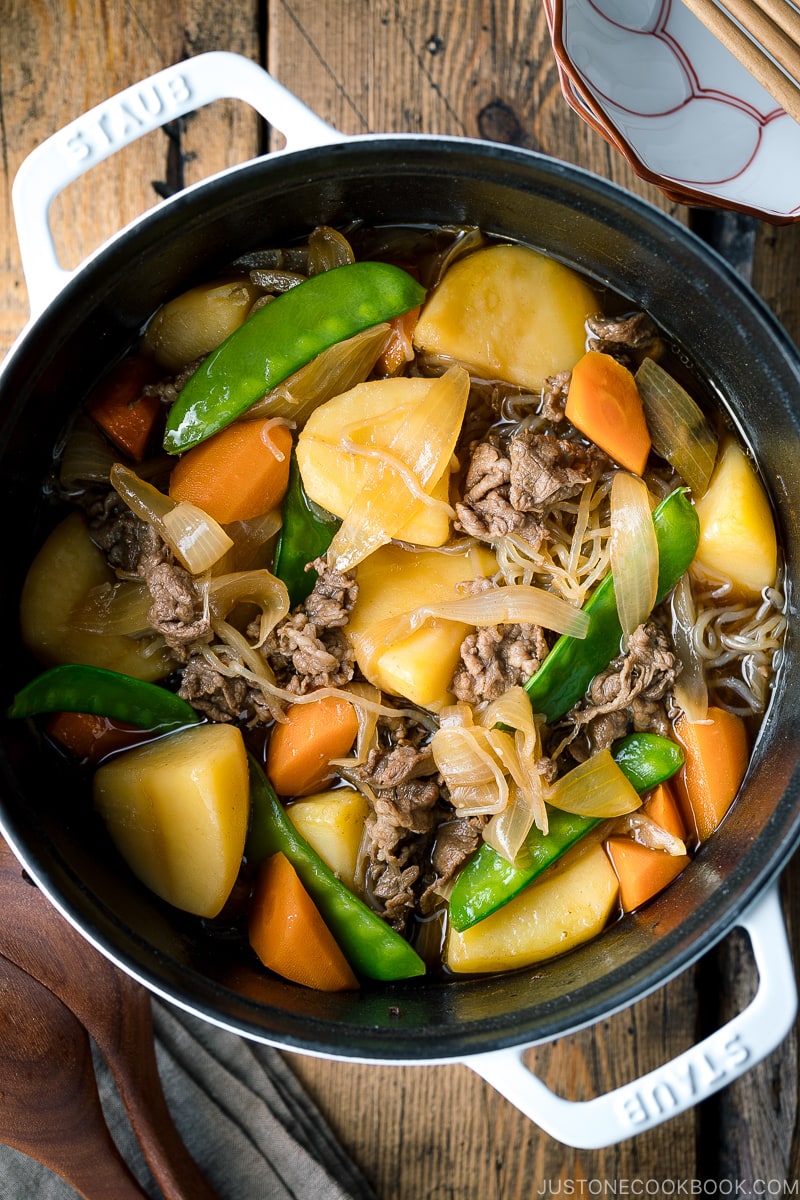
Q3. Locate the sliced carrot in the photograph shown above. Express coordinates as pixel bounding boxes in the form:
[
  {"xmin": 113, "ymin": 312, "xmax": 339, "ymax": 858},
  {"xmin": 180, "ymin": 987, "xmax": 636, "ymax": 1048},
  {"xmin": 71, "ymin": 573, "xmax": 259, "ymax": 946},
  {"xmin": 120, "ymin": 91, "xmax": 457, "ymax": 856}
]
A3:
[
  {"xmin": 643, "ymin": 780, "xmax": 686, "ymax": 842},
  {"xmin": 374, "ymin": 306, "xmax": 420, "ymax": 376},
  {"xmin": 673, "ymin": 706, "xmax": 749, "ymax": 843},
  {"xmin": 605, "ymin": 837, "xmax": 690, "ymax": 912},
  {"xmin": 248, "ymin": 851, "xmax": 359, "ymax": 991},
  {"xmin": 168, "ymin": 420, "xmax": 293, "ymax": 524},
  {"xmin": 86, "ymin": 356, "xmax": 162, "ymax": 462},
  {"xmin": 266, "ymin": 695, "xmax": 360, "ymax": 797},
  {"xmin": 46, "ymin": 711, "xmax": 148, "ymax": 764},
  {"xmin": 565, "ymin": 350, "xmax": 651, "ymax": 475}
]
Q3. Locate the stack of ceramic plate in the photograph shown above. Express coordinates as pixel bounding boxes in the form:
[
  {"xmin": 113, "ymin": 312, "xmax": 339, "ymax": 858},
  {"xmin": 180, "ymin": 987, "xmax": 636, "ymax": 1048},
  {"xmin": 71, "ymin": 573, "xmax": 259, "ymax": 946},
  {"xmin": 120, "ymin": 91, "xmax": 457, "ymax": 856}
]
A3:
[{"xmin": 544, "ymin": 0, "xmax": 800, "ymax": 223}]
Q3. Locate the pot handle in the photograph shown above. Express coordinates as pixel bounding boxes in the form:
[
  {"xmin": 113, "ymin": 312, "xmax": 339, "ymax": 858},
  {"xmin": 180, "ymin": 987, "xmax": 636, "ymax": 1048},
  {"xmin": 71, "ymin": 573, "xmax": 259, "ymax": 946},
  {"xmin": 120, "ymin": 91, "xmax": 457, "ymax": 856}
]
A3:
[
  {"xmin": 12, "ymin": 51, "xmax": 343, "ymax": 317},
  {"xmin": 465, "ymin": 880, "xmax": 796, "ymax": 1148}
]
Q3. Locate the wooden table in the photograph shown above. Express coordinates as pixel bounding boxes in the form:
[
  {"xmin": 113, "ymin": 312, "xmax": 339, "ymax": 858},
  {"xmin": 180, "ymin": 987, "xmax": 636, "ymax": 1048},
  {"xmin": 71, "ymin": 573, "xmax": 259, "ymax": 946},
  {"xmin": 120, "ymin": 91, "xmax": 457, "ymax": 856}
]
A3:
[{"xmin": 2, "ymin": 2, "xmax": 799, "ymax": 1194}]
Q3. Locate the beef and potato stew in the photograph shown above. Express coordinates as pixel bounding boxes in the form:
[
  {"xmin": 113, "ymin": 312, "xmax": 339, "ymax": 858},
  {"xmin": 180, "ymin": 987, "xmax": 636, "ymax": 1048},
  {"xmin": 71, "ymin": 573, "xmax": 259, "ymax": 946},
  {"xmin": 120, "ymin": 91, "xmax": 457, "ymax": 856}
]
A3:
[{"xmin": 10, "ymin": 224, "xmax": 786, "ymax": 991}]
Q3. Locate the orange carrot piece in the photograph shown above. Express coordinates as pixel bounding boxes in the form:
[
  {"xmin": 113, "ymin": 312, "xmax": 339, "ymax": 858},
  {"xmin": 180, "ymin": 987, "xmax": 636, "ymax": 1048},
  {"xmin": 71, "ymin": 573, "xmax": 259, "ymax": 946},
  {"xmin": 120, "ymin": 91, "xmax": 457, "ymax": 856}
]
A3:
[
  {"xmin": 266, "ymin": 695, "xmax": 360, "ymax": 797},
  {"xmin": 46, "ymin": 711, "xmax": 148, "ymax": 764},
  {"xmin": 86, "ymin": 356, "xmax": 162, "ymax": 462},
  {"xmin": 168, "ymin": 420, "xmax": 293, "ymax": 524},
  {"xmin": 248, "ymin": 851, "xmax": 359, "ymax": 991},
  {"xmin": 605, "ymin": 837, "xmax": 690, "ymax": 912},
  {"xmin": 643, "ymin": 780, "xmax": 686, "ymax": 842},
  {"xmin": 374, "ymin": 306, "xmax": 420, "ymax": 376},
  {"xmin": 565, "ymin": 350, "xmax": 651, "ymax": 475},
  {"xmin": 673, "ymin": 706, "xmax": 749, "ymax": 843}
]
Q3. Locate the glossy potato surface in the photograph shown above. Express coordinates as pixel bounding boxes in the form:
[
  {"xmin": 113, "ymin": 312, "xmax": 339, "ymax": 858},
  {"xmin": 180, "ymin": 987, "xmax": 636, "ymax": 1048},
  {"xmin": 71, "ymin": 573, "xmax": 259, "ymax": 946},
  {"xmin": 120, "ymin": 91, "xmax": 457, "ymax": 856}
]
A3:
[
  {"xmin": 20, "ymin": 511, "xmax": 173, "ymax": 681},
  {"xmin": 413, "ymin": 244, "xmax": 597, "ymax": 389},
  {"xmin": 346, "ymin": 543, "xmax": 497, "ymax": 709},
  {"xmin": 93, "ymin": 723, "xmax": 250, "ymax": 918},
  {"xmin": 446, "ymin": 843, "xmax": 619, "ymax": 973}
]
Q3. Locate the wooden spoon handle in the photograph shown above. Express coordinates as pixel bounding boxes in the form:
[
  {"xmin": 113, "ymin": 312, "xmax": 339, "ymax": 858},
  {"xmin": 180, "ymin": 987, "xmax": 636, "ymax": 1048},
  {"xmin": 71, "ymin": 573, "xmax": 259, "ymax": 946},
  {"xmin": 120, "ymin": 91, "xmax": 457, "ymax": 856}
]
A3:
[
  {"xmin": 0, "ymin": 842, "xmax": 221, "ymax": 1200},
  {"xmin": 0, "ymin": 953, "xmax": 149, "ymax": 1200},
  {"xmin": 99, "ymin": 980, "xmax": 223, "ymax": 1200}
]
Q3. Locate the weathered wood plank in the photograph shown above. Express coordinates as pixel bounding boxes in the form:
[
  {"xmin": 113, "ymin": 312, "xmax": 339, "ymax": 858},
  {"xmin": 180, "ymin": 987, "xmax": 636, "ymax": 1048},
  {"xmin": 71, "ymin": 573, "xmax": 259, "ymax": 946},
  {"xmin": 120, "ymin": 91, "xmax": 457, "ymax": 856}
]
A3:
[{"xmin": 0, "ymin": 0, "xmax": 260, "ymax": 347}]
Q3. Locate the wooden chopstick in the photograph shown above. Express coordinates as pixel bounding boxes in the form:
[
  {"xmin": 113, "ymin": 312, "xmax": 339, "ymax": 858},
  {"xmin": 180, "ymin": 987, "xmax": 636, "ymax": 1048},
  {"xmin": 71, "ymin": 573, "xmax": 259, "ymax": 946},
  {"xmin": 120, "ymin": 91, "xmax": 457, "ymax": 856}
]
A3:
[{"xmin": 680, "ymin": 0, "xmax": 800, "ymax": 124}]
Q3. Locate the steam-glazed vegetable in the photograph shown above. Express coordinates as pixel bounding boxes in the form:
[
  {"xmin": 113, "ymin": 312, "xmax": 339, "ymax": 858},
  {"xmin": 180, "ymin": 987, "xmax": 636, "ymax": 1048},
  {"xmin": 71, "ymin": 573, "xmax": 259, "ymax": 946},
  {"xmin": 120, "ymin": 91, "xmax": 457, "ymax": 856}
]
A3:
[
  {"xmin": 19, "ymin": 511, "xmax": 175, "ymax": 681},
  {"xmin": 163, "ymin": 261, "xmax": 426, "ymax": 453},
  {"xmin": 524, "ymin": 489, "xmax": 700, "ymax": 723},
  {"xmin": 93, "ymin": 723, "xmax": 249, "ymax": 918},
  {"xmin": 413, "ymin": 243, "xmax": 597, "ymax": 388},
  {"xmin": 448, "ymin": 730, "xmax": 684, "ymax": 932},
  {"xmin": 693, "ymin": 439, "xmax": 778, "ymax": 598},
  {"xmin": 8, "ymin": 664, "xmax": 199, "ymax": 732},
  {"xmin": 273, "ymin": 454, "xmax": 340, "ymax": 606},
  {"xmin": 12, "ymin": 222, "xmax": 785, "ymax": 992}
]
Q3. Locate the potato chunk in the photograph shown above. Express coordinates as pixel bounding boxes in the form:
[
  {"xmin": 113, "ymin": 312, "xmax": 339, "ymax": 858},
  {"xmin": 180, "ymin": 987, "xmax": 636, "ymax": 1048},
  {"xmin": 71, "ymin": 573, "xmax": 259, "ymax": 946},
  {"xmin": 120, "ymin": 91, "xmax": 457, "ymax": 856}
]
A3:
[
  {"xmin": 693, "ymin": 439, "xmax": 777, "ymax": 598},
  {"xmin": 287, "ymin": 788, "xmax": 369, "ymax": 889},
  {"xmin": 296, "ymin": 376, "xmax": 456, "ymax": 547},
  {"xmin": 346, "ymin": 543, "xmax": 496, "ymax": 709},
  {"xmin": 413, "ymin": 244, "xmax": 597, "ymax": 389},
  {"xmin": 142, "ymin": 277, "xmax": 260, "ymax": 371},
  {"xmin": 93, "ymin": 723, "xmax": 249, "ymax": 918},
  {"xmin": 446, "ymin": 843, "xmax": 619, "ymax": 973},
  {"xmin": 20, "ymin": 511, "xmax": 173, "ymax": 681}
]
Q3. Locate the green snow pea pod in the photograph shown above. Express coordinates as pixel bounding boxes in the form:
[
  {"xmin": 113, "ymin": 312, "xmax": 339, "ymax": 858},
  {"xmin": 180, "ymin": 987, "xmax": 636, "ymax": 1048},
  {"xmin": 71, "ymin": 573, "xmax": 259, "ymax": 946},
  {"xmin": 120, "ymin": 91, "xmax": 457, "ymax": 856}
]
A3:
[
  {"xmin": 273, "ymin": 453, "xmax": 341, "ymax": 608},
  {"xmin": 245, "ymin": 756, "xmax": 426, "ymax": 981},
  {"xmin": 448, "ymin": 731, "xmax": 685, "ymax": 932},
  {"xmin": 163, "ymin": 261, "xmax": 427, "ymax": 454},
  {"xmin": 7, "ymin": 664, "xmax": 200, "ymax": 732},
  {"xmin": 525, "ymin": 488, "xmax": 699, "ymax": 723},
  {"xmin": 610, "ymin": 731, "xmax": 685, "ymax": 793}
]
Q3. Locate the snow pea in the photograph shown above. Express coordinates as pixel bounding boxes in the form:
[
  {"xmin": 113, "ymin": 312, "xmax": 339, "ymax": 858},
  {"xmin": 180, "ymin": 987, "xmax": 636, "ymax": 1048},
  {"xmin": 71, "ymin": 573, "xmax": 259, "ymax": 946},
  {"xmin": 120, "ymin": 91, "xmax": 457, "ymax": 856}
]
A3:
[
  {"xmin": 163, "ymin": 262, "xmax": 427, "ymax": 454},
  {"xmin": 611, "ymin": 730, "xmax": 685, "ymax": 792},
  {"xmin": 273, "ymin": 453, "xmax": 340, "ymax": 607},
  {"xmin": 245, "ymin": 756, "xmax": 426, "ymax": 981},
  {"xmin": 7, "ymin": 663, "xmax": 200, "ymax": 732},
  {"xmin": 448, "ymin": 731, "xmax": 684, "ymax": 932},
  {"xmin": 525, "ymin": 488, "xmax": 700, "ymax": 723}
]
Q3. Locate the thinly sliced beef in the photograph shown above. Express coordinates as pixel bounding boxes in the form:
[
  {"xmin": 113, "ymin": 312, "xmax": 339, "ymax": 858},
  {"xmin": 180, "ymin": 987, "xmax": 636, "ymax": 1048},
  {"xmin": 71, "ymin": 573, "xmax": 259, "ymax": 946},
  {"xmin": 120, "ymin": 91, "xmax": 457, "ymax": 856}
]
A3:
[
  {"xmin": 88, "ymin": 498, "xmax": 211, "ymax": 650},
  {"xmin": 565, "ymin": 620, "xmax": 681, "ymax": 760},
  {"xmin": 508, "ymin": 430, "xmax": 607, "ymax": 511},
  {"xmin": 260, "ymin": 558, "xmax": 358, "ymax": 694},
  {"xmin": 452, "ymin": 622, "xmax": 549, "ymax": 704},
  {"xmin": 454, "ymin": 428, "xmax": 609, "ymax": 544},
  {"xmin": 585, "ymin": 312, "xmax": 664, "ymax": 364}
]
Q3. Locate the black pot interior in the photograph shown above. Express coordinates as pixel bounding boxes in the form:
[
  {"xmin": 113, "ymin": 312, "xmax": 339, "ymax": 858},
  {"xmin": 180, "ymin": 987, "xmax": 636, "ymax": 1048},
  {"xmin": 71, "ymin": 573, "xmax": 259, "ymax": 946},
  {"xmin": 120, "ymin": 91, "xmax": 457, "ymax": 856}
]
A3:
[{"xmin": 2, "ymin": 136, "xmax": 800, "ymax": 1060}]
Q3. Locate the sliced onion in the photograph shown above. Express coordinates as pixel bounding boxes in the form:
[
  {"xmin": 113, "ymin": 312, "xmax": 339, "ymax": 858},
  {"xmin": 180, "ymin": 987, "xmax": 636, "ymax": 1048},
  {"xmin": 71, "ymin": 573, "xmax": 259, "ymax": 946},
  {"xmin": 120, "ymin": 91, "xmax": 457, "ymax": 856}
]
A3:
[
  {"xmin": 307, "ymin": 225, "xmax": 356, "ymax": 273},
  {"xmin": 247, "ymin": 324, "xmax": 392, "ymax": 426},
  {"xmin": 59, "ymin": 416, "xmax": 117, "ymax": 489},
  {"xmin": 635, "ymin": 356, "xmax": 718, "ymax": 497},
  {"xmin": 613, "ymin": 811, "xmax": 687, "ymax": 856},
  {"xmin": 329, "ymin": 682, "xmax": 381, "ymax": 767},
  {"xmin": 71, "ymin": 580, "xmax": 153, "ymax": 636},
  {"xmin": 433, "ymin": 687, "xmax": 549, "ymax": 859},
  {"xmin": 161, "ymin": 502, "xmax": 235, "ymax": 575},
  {"xmin": 221, "ymin": 509, "xmax": 283, "ymax": 572},
  {"xmin": 205, "ymin": 569, "xmax": 289, "ymax": 646},
  {"xmin": 356, "ymin": 585, "xmax": 588, "ymax": 680},
  {"xmin": 326, "ymin": 366, "xmax": 470, "ymax": 572},
  {"xmin": 484, "ymin": 786, "xmax": 535, "ymax": 864},
  {"xmin": 545, "ymin": 748, "xmax": 642, "ymax": 818},
  {"xmin": 610, "ymin": 471, "xmax": 659, "ymax": 645},
  {"xmin": 431, "ymin": 725, "xmax": 509, "ymax": 816},
  {"xmin": 670, "ymin": 572, "xmax": 709, "ymax": 722},
  {"xmin": 110, "ymin": 463, "xmax": 233, "ymax": 574},
  {"xmin": 480, "ymin": 685, "xmax": 548, "ymax": 839}
]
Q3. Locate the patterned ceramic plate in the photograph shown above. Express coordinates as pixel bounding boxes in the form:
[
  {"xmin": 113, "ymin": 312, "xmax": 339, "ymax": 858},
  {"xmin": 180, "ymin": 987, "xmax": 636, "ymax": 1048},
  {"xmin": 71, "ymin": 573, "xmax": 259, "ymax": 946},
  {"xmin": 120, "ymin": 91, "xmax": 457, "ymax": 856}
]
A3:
[{"xmin": 547, "ymin": 0, "xmax": 800, "ymax": 223}]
